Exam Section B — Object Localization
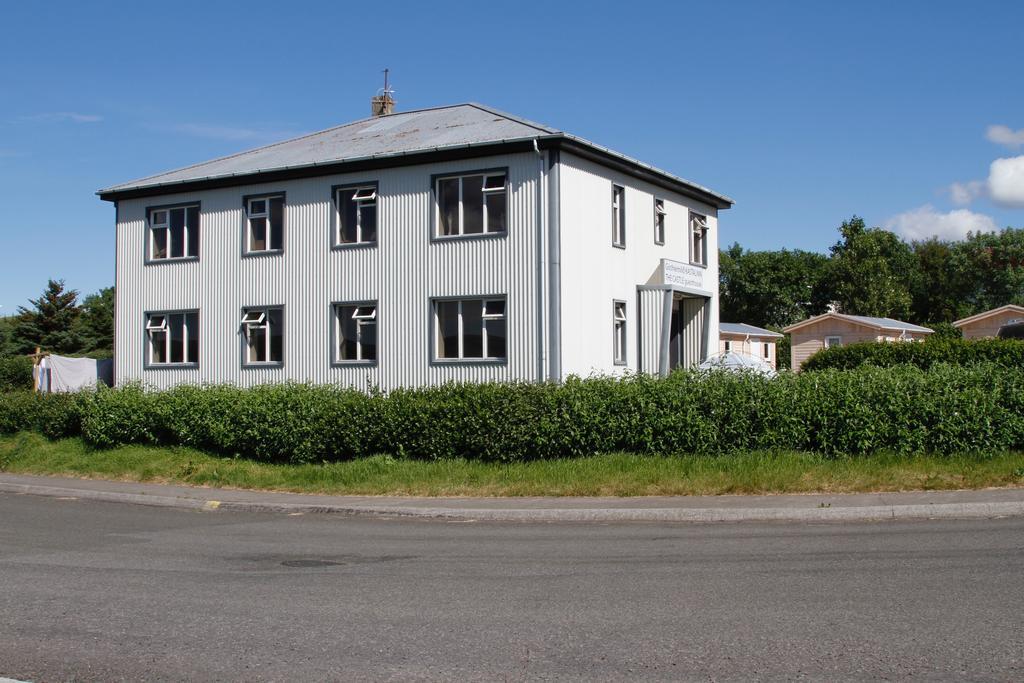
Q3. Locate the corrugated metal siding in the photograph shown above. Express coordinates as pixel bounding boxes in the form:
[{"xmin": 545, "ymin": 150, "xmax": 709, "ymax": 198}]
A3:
[
  {"xmin": 115, "ymin": 152, "xmax": 543, "ymax": 391},
  {"xmin": 638, "ymin": 289, "xmax": 665, "ymax": 374},
  {"xmin": 681, "ymin": 297, "xmax": 705, "ymax": 368}
]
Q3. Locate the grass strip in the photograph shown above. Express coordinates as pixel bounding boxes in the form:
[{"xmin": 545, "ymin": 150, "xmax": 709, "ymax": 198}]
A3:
[{"xmin": 2, "ymin": 432, "xmax": 1023, "ymax": 497}]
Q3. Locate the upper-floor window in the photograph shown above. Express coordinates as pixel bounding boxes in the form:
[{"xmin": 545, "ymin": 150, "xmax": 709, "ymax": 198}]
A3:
[
  {"xmin": 654, "ymin": 199, "xmax": 666, "ymax": 245},
  {"xmin": 612, "ymin": 185, "xmax": 626, "ymax": 247},
  {"xmin": 149, "ymin": 205, "xmax": 199, "ymax": 260},
  {"xmin": 690, "ymin": 212, "xmax": 708, "ymax": 266},
  {"xmin": 146, "ymin": 311, "xmax": 199, "ymax": 366},
  {"xmin": 245, "ymin": 195, "xmax": 284, "ymax": 253},
  {"xmin": 613, "ymin": 301, "xmax": 627, "ymax": 365},
  {"xmin": 335, "ymin": 184, "xmax": 378, "ymax": 246},
  {"xmin": 434, "ymin": 297, "xmax": 506, "ymax": 361},
  {"xmin": 241, "ymin": 307, "xmax": 284, "ymax": 365},
  {"xmin": 436, "ymin": 171, "xmax": 507, "ymax": 238},
  {"xmin": 335, "ymin": 302, "xmax": 377, "ymax": 363}
]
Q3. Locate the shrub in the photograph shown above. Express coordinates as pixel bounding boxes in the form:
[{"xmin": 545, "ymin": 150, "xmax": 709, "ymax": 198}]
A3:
[
  {"xmin": 802, "ymin": 337, "xmax": 1024, "ymax": 372},
  {"xmin": 0, "ymin": 356, "xmax": 34, "ymax": 393},
  {"xmin": 0, "ymin": 390, "xmax": 85, "ymax": 439},
  {"xmin": 4, "ymin": 365, "xmax": 1024, "ymax": 459}
]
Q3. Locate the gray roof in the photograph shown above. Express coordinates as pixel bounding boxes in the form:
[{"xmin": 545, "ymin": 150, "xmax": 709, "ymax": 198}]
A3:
[
  {"xmin": 784, "ymin": 313, "xmax": 933, "ymax": 334},
  {"xmin": 720, "ymin": 322, "xmax": 784, "ymax": 338},
  {"xmin": 841, "ymin": 315, "xmax": 933, "ymax": 333},
  {"xmin": 97, "ymin": 103, "xmax": 733, "ymax": 207}
]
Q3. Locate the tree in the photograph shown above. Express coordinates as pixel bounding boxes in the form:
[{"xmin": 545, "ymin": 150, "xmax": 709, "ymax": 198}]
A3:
[
  {"xmin": 951, "ymin": 228, "xmax": 1024, "ymax": 313},
  {"xmin": 909, "ymin": 238, "xmax": 972, "ymax": 323},
  {"xmin": 719, "ymin": 243, "xmax": 831, "ymax": 328},
  {"xmin": 10, "ymin": 279, "xmax": 84, "ymax": 355},
  {"xmin": 828, "ymin": 216, "xmax": 916, "ymax": 319},
  {"xmin": 76, "ymin": 286, "xmax": 115, "ymax": 356},
  {"xmin": 0, "ymin": 315, "xmax": 16, "ymax": 356}
]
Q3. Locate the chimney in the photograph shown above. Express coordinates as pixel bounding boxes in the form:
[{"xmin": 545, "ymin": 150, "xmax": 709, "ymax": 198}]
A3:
[{"xmin": 371, "ymin": 68, "xmax": 395, "ymax": 117}]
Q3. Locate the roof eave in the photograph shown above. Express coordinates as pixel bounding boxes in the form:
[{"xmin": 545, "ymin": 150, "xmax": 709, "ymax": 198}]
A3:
[
  {"xmin": 952, "ymin": 304, "xmax": 1024, "ymax": 327},
  {"xmin": 97, "ymin": 135, "xmax": 734, "ymax": 209}
]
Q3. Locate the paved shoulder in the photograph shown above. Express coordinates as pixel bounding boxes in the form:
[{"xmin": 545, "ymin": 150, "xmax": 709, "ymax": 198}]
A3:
[{"xmin": 1, "ymin": 473, "xmax": 1022, "ymax": 522}]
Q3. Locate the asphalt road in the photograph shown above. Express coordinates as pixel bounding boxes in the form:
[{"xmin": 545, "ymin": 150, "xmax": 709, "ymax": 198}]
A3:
[{"xmin": 1, "ymin": 494, "xmax": 1021, "ymax": 682}]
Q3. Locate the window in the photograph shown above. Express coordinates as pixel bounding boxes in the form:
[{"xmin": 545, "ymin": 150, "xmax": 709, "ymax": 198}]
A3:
[
  {"xmin": 654, "ymin": 199, "xmax": 666, "ymax": 245},
  {"xmin": 763, "ymin": 342, "xmax": 771, "ymax": 359},
  {"xmin": 245, "ymin": 195, "xmax": 284, "ymax": 253},
  {"xmin": 335, "ymin": 303, "xmax": 377, "ymax": 363},
  {"xmin": 149, "ymin": 205, "xmax": 199, "ymax": 260},
  {"xmin": 436, "ymin": 172, "xmax": 507, "ymax": 237},
  {"xmin": 336, "ymin": 184, "xmax": 377, "ymax": 245},
  {"xmin": 723, "ymin": 340, "xmax": 732, "ymax": 352},
  {"xmin": 146, "ymin": 311, "xmax": 199, "ymax": 366},
  {"xmin": 612, "ymin": 185, "xmax": 626, "ymax": 247},
  {"xmin": 690, "ymin": 212, "xmax": 708, "ymax": 266},
  {"xmin": 613, "ymin": 301, "xmax": 627, "ymax": 365},
  {"xmin": 435, "ymin": 298, "xmax": 506, "ymax": 360},
  {"xmin": 825, "ymin": 335, "xmax": 842, "ymax": 348},
  {"xmin": 242, "ymin": 307, "xmax": 284, "ymax": 364}
]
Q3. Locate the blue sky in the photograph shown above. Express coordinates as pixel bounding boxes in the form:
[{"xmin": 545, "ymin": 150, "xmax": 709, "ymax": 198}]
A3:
[{"xmin": 2, "ymin": 0, "xmax": 1022, "ymax": 312}]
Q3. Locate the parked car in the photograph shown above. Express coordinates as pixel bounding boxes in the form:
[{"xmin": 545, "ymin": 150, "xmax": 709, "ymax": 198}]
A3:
[{"xmin": 996, "ymin": 321, "xmax": 1024, "ymax": 339}]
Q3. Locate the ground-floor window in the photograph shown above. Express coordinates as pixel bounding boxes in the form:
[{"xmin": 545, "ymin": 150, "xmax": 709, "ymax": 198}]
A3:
[
  {"xmin": 824, "ymin": 335, "xmax": 841, "ymax": 348},
  {"xmin": 434, "ymin": 297, "xmax": 506, "ymax": 361},
  {"xmin": 146, "ymin": 311, "xmax": 199, "ymax": 366},
  {"xmin": 613, "ymin": 301, "xmax": 627, "ymax": 365},
  {"xmin": 241, "ymin": 307, "xmax": 284, "ymax": 364},
  {"xmin": 335, "ymin": 302, "xmax": 377, "ymax": 363}
]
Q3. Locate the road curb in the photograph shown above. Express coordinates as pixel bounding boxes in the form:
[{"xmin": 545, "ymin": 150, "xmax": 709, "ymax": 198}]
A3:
[{"xmin": 2, "ymin": 479, "xmax": 1024, "ymax": 522}]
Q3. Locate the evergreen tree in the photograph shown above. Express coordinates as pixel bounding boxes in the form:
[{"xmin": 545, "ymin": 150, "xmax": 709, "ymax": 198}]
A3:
[
  {"xmin": 76, "ymin": 286, "xmax": 115, "ymax": 356},
  {"xmin": 11, "ymin": 279, "xmax": 84, "ymax": 355}
]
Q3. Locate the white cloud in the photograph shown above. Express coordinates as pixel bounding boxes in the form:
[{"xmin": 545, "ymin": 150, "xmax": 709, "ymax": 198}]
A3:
[
  {"xmin": 948, "ymin": 180, "xmax": 985, "ymax": 205},
  {"xmin": 987, "ymin": 155, "xmax": 1024, "ymax": 207},
  {"xmin": 167, "ymin": 123, "xmax": 303, "ymax": 142},
  {"xmin": 885, "ymin": 205, "xmax": 998, "ymax": 242},
  {"xmin": 986, "ymin": 125, "xmax": 1024, "ymax": 149},
  {"xmin": 25, "ymin": 112, "xmax": 103, "ymax": 123}
]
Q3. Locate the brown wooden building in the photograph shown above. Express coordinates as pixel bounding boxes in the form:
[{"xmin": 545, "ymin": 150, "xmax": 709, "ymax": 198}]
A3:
[
  {"xmin": 953, "ymin": 305, "xmax": 1024, "ymax": 339},
  {"xmin": 783, "ymin": 313, "xmax": 932, "ymax": 371}
]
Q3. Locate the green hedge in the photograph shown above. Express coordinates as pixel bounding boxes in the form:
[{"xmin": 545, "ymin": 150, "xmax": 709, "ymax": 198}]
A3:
[
  {"xmin": 3, "ymin": 365, "xmax": 1024, "ymax": 460},
  {"xmin": 0, "ymin": 356, "xmax": 33, "ymax": 393},
  {"xmin": 802, "ymin": 337, "xmax": 1024, "ymax": 372}
]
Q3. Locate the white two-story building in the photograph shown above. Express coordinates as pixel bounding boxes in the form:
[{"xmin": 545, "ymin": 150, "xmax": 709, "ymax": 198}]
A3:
[{"xmin": 98, "ymin": 103, "xmax": 732, "ymax": 390}]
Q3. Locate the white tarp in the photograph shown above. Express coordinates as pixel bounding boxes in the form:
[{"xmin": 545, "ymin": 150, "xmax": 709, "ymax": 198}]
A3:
[
  {"xmin": 698, "ymin": 351, "xmax": 777, "ymax": 378},
  {"xmin": 35, "ymin": 355, "xmax": 113, "ymax": 393}
]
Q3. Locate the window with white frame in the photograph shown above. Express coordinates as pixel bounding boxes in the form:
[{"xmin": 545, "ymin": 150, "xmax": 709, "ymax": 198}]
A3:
[
  {"xmin": 690, "ymin": 212, "xmax": 708, "ymax": 266},
  {"xmin": 335, "ymin": 303, "xmax": 377, "ymax": 363},
  {"xmin": 245, "ymin": 195, "xmax": 284, "ymax": 252},
  {"xmin": 336, "ymin": 185, "xmax": 377, "ymax": 245},
  {"xmin": 149, "ymin": 205, "xmax": 199, "ymax": 260},
  {"xmin": 241, "ymin": 307, "xmax": 284, "ymax": 364},
  {"xmin": 723, "ymin": 340, "xmax": 733, "ymax": 352},
  {"xmin": 763, "ymin": 342, "xmax": 771, "ymax": 359},
  {"xmin": 654, "ymin": 198, "xmax": 666, "ymax": 245},
  {"xmin": 435, "ymin": 298, "xmax": 506, "ymax": 360},
  {"xmin": 825, "ymin": 335, "xmax": 841, "ymax": 348},
  {"xmin": 613, "ymin": 301, "xmax": 627, "ymax": 365},
  {"xmin": 612, "ymin": 184, "xmax": 626, "ymax": 247},
  {"xmin": 146, "ymin": 311, "xmax": 199, "ymax": 365},
  {"xmin": 436, "ymin": 172, "xmax": 507, "ymax": 237}
]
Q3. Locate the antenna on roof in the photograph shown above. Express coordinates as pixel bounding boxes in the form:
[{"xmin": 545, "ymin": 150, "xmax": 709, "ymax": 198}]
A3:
[{"xmin": 371, "ymin": 69, "xmax": 396, "ymax": 117}]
